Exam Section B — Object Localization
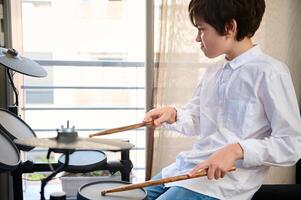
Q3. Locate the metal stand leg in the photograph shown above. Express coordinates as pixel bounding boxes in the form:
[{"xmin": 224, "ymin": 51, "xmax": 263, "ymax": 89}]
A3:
[
  {"xmin": 12, "ymin": 172, "xmax": 23, "ymax": 200},
  {"xmin": 120, "ymin": 149, "xmax": 133, "ymax": 182},
  {"xmin": 40, "ymin": 149, "xmax": 70, "ymax": 200}
]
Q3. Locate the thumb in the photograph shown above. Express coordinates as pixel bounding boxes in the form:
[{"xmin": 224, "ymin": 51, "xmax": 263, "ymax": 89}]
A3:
[
  {"xmin": 153, "ymin": 118, "xmax": 163, "ymax": 126},
  {"xmin": 188, "ymin": 162, "xmax": 208, "ymax": 177},
  {"xmin": 153, "ymin": 114, "xmax": 167, "ymax": 126}
]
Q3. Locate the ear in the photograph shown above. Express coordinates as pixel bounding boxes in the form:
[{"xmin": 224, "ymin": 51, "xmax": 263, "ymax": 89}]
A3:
[{"xmin": 225, "ymin": 19, "xmax": 237, "ymax": 38}]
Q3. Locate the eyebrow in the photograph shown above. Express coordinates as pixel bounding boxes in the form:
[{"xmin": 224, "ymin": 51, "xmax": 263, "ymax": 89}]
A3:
[{"xmin": 196, "ymin": 21, "xmax": 205, "ymax": 26}]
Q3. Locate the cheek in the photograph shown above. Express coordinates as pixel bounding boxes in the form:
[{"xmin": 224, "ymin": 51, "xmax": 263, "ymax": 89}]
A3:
[
  {"xmin": 202, "ymin": 37, "xmax": 216, "ymax": 50},
  {"xmin": 202, "ymin": 34, "xmax": 215, "ymax": 45},
  {"xmin": 204, "ymin": 39, "xmax": 225, "ymax": 57},
  {"xmin": 208, "ymin": 36, "xmax": 226, "ymax": 50}
]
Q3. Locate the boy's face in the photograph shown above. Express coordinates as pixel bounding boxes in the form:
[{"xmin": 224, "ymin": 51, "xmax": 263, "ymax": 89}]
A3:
[{"xmin": 195, "ymin": 17, "xmax": 231, "ymax": 58}]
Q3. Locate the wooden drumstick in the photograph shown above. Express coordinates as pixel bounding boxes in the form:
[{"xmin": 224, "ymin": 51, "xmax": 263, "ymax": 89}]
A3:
[
  {"xmin": 89, "ymin": 121, "xmax": 153, "ymax": 138},
  {"xmin": 101, "ymin": 166, "xmax": 236, "ymax": 196}
]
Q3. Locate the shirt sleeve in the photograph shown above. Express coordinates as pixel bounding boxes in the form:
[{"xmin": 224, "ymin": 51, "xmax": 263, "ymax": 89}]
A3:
[
  {"xmin": 239, "ymin": 69, "xmax": 301, "ymax": 168},
  {"xmin": 162, "ymin": 80, "xmax": 203, "ymax": 136}
]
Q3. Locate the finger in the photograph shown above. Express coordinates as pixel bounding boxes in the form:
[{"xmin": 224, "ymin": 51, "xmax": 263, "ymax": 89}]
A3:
[
  {"xmin": 142, "ymin": 118, "xmax": 154, "ymax": 125},
  {"xmin": 207, "ymin": 165, "xmax": 216, "ymax": 180},
  {"xmin": 214, "ymin": 168, "xmax": 221, "ymax": 180},
  {"xmin": 143, "ymin": 113, "xmax": 155, "ymax": 122},
  {"xmin": 153, "ymin": 114, "xmax": 169, "ymax": 126},
  {"xmin": 221, "ymin": 171, "xmax": 227, "ymax": 178},
  {"xmin": 188, "ymin": 162, "xmax": 208, "ymax": 177},
  {"xmin": 143, "ymin": 109, "xmax": 161, "ymax": 122},
  {"xmin": 143, "ymin": 116, "xmax": 152, "ymax": 123}
]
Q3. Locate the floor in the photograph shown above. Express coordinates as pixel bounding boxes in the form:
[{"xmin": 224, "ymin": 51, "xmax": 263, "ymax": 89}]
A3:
[
  {"xmin": 23, "ymin": 175, "xmax": 127, "ymax": 200},
  {"xmin": 23, "ymin": 180, "xmax": 76, "ymax": 200}
]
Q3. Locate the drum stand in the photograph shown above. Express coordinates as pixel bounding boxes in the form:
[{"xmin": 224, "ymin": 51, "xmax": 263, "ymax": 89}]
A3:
[
  {"xmin": 11, "ymin": 148, "xmax": 133, "ymax": 200},
  {"xmin": 0, "ymin": 50, "xmax": 132, "ymax": 199},
  {"xmin": 40, "ymin": 148, "xmax": 71, "ymax": 200}
]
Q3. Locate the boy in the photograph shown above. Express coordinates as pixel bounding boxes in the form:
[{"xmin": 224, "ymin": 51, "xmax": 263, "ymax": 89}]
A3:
[{"xmin": 143, "ymin": 0, "xmax": 301, "ymax": 199}]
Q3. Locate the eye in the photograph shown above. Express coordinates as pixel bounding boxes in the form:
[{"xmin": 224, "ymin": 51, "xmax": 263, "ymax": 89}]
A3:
[{"xmin": 197, "ymin": 27, "xmax": 205, "ymax": 32}]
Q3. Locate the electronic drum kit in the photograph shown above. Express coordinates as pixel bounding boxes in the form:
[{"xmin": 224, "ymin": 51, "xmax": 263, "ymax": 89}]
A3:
[
  {"xmin": 0, "ymin": 47, "xmax": 146, "ymax": 200},
  {"xmin": 0, "ymin": 105, "xmax": 146, "ymax": 200}
]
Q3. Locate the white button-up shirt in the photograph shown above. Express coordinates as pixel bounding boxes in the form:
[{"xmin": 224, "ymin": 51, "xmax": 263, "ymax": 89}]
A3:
[{"xmin": 162, "ymin": 46, "xmax": 301, "ymax": 200}]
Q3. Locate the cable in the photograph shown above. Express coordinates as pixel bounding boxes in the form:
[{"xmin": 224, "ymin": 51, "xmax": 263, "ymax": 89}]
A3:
[{"xmin": 6, "ymin": 69, "xmax": 19, "ymax": 106}]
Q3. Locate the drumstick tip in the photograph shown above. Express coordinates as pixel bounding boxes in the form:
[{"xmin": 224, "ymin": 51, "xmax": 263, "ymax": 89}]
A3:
[{"xmin": 101, "ymin": 191, "xmax": 106, "ymax": 196}]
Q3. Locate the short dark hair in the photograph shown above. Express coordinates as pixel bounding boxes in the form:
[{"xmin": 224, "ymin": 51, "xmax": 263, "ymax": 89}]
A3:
[{"xmin": 188, "ymin": 0, "xmax": 265, "ymax": 41}]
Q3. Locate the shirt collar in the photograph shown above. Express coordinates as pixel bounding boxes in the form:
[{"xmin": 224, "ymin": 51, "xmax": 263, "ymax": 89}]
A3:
[{"xmin": 223, "ymin": 45, "xmax": 262, "ymax": 70}]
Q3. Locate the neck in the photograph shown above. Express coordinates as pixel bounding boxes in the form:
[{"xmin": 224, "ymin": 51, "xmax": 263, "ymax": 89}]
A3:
[{"xmin": 225, "ymin": 37, "xmax": 253, "ymax": 60}]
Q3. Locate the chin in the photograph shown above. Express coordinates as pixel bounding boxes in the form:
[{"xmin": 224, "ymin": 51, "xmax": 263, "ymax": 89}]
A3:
[
  {"xmin": 206, "ymin": 54, "xmax": 216, "ymax": 58},
  {"xmin": 203, "ymin": 52, "xmax": 216, "ymax": 58},
  {"xmin": 204, "ymin": 51, "xmax": 223, "ymax": 59}
]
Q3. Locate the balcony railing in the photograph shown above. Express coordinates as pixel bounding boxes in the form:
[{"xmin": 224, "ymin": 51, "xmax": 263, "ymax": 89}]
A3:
[{"xmin": 22, "ymin": 59, "xmax": 146, "ymax": 173}]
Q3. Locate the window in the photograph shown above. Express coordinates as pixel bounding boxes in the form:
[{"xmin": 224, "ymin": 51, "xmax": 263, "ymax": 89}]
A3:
[{"xmin": 19, "ymin": 0, "xmax": 147, "ymax": 198}]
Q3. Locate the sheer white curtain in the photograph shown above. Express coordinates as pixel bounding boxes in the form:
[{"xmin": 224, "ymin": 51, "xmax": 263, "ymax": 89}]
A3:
[
  {"xmin": 149, "ymin": 0, "xmax": 301, "ymax": 184},
  {"xmin": 150, "ymin": 0, "xmax": 222, "ymax": 176}
]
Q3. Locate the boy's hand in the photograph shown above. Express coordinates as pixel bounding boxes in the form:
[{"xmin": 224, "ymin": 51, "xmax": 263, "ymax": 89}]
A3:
[
  {"xmin": 188, "ymin": 143, "xmax": 243, "ymax": 180},
  {"xmin": 143, "ymin": 107, "xmax": 177, "ymax": 127}
]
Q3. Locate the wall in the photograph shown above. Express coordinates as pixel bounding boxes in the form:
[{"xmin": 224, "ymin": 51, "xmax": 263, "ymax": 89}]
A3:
[{"xmin": 255, "ymin": 0, "xmax": 301, "ymax": 106}]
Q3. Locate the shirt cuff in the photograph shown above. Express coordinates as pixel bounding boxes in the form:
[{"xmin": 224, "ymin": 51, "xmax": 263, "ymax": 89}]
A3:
[{"xmin": 239, "ymin": 139, "xmax": 264, "ymax": 168}]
